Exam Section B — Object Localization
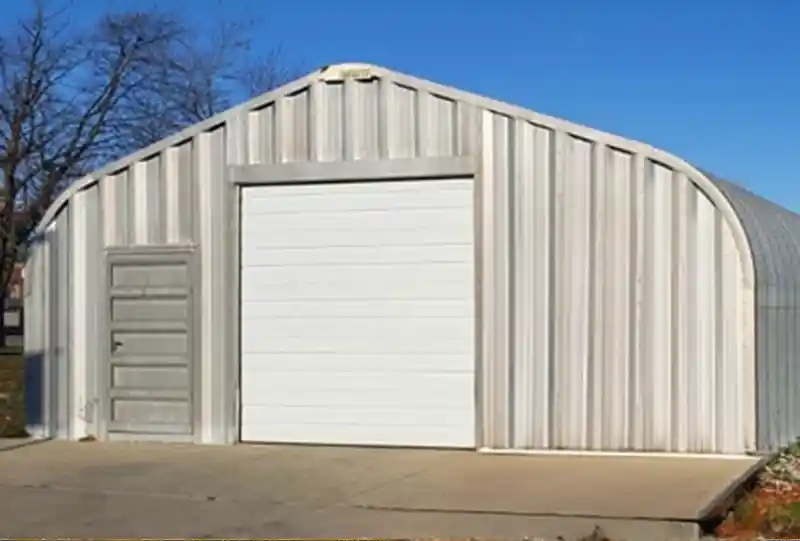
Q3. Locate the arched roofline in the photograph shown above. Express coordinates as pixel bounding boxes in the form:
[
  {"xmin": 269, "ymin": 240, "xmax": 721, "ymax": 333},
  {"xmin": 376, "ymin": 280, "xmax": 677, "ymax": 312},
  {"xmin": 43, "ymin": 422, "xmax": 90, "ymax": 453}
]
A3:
[{"xmin": 30, "ymin": 62, "xmax": 756, "ymax": 288}]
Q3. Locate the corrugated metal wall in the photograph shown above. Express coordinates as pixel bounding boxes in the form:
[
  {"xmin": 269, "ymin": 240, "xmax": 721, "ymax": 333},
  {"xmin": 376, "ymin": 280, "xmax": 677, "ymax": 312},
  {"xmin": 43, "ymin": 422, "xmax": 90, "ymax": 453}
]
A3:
[
  {"xmin": 709, "ymin": 176, "xmax": 800, "ymax": 453},
  {"xmin": 24, "ymin": 64, "xmax": 757, "ymax": 452},
  {"xmin": 24, "ymin": 210, "xmax": 71, "ymax": 439},
  {"xmin": 488, "ymin": 124, "xmax": 753, "ymax": 453}
]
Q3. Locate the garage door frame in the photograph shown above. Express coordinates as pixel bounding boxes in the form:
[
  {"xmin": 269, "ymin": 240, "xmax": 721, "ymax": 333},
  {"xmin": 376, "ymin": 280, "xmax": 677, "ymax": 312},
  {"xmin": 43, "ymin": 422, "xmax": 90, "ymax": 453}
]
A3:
[{"xmin": 227, "ymin": 156, "xmax": 483, "ymax": 448}]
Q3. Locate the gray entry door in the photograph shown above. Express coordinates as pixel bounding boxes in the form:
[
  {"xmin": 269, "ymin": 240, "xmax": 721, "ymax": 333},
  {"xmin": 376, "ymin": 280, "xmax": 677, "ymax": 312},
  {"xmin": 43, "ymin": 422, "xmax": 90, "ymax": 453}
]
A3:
[{"xmin": 104, "ymin": 249, "xmax": 196, "ymax": 441}]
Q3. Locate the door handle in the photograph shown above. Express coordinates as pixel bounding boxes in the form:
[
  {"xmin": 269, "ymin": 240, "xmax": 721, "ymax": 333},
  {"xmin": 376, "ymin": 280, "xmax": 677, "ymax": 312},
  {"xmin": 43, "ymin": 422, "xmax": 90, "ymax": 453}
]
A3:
[{"xmin": 111, "ymin": 340, "xmax": 123, "ymax": 353}]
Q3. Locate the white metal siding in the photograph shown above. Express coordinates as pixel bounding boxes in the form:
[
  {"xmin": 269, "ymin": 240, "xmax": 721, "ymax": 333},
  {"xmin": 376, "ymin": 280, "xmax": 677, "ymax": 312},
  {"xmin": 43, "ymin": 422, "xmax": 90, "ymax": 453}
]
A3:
[
  {"xmin": 503, "ymin": 129, "xmax": 752, "ymax": 453},
  {"xmin": 239, "ymin": 179, "xmax": 476, "ymax": 447},
  {"xmin": 27, "ymin": 64, "xmax": 756, "ymax": 452}
]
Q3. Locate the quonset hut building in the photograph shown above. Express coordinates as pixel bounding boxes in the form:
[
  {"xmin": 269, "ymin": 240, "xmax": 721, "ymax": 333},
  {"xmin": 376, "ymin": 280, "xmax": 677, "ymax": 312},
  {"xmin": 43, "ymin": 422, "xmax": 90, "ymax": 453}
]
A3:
[{"xmin": 22, "ymin": 63, "xmax": 800, "ymax": 455}]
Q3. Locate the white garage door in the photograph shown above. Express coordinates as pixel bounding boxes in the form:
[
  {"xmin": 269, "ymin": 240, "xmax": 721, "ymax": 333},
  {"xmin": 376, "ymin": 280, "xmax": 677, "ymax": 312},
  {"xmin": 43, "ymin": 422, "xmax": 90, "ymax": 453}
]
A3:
[{"xmin": 239, "ymin": 177, "xmax": 475, "ymax": 447}]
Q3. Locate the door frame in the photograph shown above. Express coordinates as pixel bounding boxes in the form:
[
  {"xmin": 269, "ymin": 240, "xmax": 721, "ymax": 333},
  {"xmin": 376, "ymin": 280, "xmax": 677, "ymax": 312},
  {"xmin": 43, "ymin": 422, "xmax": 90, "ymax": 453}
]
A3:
[
  {"xmin": 98, "ymin": 246, "xmax": 201, "ymax": 442},
  {"xmin": 226, "ymin": 156, "xmax": 484, "ymax": 447}
]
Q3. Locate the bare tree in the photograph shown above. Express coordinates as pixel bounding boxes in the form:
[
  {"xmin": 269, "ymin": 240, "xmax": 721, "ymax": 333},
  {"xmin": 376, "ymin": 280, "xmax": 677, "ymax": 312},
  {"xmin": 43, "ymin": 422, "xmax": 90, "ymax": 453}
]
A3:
[{"xmin": 0, "ymin": 1, "xmax": 297, "ymax": 344}]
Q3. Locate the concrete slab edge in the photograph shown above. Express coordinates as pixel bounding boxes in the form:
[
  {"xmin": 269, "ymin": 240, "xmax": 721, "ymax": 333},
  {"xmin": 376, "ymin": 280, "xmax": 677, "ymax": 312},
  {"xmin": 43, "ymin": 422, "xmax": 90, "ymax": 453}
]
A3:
[
  {"xmin": 353, "ymin": 502, "xmax": 706, "ymax": 524},
  {"xmin": 696, "ymin": 453, "xmax": 771, "ymax": 522},
  {"xmin": 478, "ymin": 447, "xmax": 761, "ymax": 461},
  {"xmin": 0, "ymin": 437, "xmax": 52, "ymax": 453},
  {"xmin": 352, "ymin": 504, "xmax": 705, "ymax": 541}
]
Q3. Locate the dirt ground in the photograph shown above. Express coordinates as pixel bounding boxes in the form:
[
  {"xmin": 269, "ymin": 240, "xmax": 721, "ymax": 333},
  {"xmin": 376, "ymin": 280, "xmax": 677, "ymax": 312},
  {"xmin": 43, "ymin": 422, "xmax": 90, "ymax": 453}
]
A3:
[
  {"xmin": 716, "ymin": 441, "xmax": 800, "ymax": 539},
  {"xmin": 0, "ymin": 348, "xmax": 26, "ymax": 437}
]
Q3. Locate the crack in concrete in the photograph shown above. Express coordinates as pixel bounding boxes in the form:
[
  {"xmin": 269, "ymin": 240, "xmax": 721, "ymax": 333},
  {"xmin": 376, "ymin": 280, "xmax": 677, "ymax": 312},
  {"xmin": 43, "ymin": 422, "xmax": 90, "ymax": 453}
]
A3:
[{"xmin": 350, "ymin": 503, "xmax": 705, "ymax": 524}]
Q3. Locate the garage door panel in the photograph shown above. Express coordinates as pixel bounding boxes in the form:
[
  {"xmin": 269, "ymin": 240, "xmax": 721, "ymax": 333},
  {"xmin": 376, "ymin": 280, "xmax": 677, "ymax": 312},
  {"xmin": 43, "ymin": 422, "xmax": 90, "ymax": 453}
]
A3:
[
  {"xmin": 240, "ymin": 278, "xmax": 471, "ymax": 302},
  {"xmin": 242, "ymin": 299, "xmax": 473, "ymax": 319},
  {"xmin": 241, "ymin": 261, "xmax": 471, "ymax": 282},
  {"xmin": 241, "ymin": 226, "xmax": 471, "ymax": 249},
  {"xmin": 241, "ymin": 227, "xmax": 469, "ymax": 251},
  {"xmin": 242, "ymin": 244, "xmax": 472, "ymax": 267},
  {"xmin": 240, "ymin": 353, "xmax": 474, "ymax": 374},
  {"xmin": 242, "ymin": 183, "xmax": 471, "ymax": 214},
  {"xmin": 240, "ymin": 417, "xmax": 474, "ymax": 448},
  {"xmin": 242, "ymin": 207, "xmax": 472, "ymax": 234},
  {"xmin": 241, "ymin": 327, "xmax": 473, "ymax": 349},
  {"xmin": 240, "ymin": 178, "xmax": 475, "ymax": 448},
  {"xmin": 242, "ymin": 316, "xmax": 472, "ymax": 341},
  {"xmin": 241, "ymin": 373, "xmax": 473, "ymax": 407},
  {"xmin": 240, "ymin": 334, "xmax": 472, "ymax": 355},
  {"xmin": 244, "ymin": 403, "xmax": 472, "ymax": 426},
  {"xmin": 243, "ymin": 179, "xmax": 469, "ymax": 198}
]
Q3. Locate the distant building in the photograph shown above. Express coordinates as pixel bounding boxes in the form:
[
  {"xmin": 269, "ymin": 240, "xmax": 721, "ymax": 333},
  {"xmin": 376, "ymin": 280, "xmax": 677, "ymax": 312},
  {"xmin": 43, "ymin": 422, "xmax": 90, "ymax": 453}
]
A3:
[{"xmin": 7, "ymin": 263, "xmax": 23, "ymax": 302}]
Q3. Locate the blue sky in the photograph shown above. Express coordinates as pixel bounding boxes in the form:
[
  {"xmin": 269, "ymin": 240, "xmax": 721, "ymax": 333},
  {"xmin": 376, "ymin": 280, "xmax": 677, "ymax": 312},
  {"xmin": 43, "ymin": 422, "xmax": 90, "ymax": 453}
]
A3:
[{"xmin": 6, "ymin": 0, "xmax": 799, "ymax": 210}]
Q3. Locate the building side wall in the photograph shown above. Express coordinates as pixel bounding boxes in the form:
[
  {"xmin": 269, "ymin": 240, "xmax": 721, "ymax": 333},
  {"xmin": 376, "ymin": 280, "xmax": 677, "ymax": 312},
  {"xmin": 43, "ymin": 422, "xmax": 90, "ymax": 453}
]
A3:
[
  {"xmin": 481, "ymin": 117, "xmax": 754, "ymax": 453},
  {"xmin": 25, "ymin": 68, "xmax": 757, "ymax": 452},
  {"xmin": 24, "ymin": 209, "xmax": 71, "ymax": 439},
  {"xmin": 710, "ymin": 177, "xmax": 800, "ymax": 453}
]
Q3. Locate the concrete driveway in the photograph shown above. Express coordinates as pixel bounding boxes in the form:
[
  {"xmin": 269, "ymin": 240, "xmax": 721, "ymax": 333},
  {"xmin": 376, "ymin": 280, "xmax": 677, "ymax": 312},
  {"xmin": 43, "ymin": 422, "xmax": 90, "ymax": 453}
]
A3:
[{"xmin": 0, "ymin": 440, "xmax": 761, "ymax": 540}]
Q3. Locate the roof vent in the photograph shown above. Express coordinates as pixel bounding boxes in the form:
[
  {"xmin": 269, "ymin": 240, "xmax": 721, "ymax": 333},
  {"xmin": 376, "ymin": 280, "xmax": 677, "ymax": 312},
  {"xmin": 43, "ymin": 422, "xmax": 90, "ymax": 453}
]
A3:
[{"xmin": 317, "ymin": 63, "xmax": 378, "ymax": 82}]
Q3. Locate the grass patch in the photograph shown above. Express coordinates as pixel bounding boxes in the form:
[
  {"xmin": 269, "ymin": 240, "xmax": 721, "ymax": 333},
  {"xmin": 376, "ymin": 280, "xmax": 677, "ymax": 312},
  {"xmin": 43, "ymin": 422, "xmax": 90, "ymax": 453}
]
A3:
[
  {"xmin": 0, "ymin": 346, "xmax": 28, "ymax": 437},
  {"xmin": 717, "ymin": 438, "xmax": 800, "ymax": 538}
]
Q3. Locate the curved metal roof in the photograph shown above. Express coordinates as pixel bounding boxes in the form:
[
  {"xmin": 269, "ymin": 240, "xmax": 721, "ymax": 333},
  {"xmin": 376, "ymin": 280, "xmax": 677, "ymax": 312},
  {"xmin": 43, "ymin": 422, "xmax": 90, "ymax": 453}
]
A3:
[{"xmin": 704, "ymin": 170, "xmax": 800, "ymax": 452}]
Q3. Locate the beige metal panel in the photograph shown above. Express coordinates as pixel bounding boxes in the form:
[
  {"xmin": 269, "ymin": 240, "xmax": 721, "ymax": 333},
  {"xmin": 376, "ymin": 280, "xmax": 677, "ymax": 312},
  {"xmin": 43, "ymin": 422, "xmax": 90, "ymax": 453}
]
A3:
[
  {"xmin": 23, "ymin": 229, "xmax": 48, "ymax": 437},
  {"xmin": 244, "ymin": 79, "xmax": 467, "ymax": 165},
  {"xmin": 131, "ymin": 157, "xmax": 162, "ymax": 245},
  {"xmin": 68, "ymin": 187, "xmax": 102, "ymax": 440},
  {"xmin": 643, "ymin": 162, "xmax": 674, "ymax": 450},
  {"xmin": 344, "ymin": 79, "xmax": 379, "ymax": 161},
  {"xmin": 175, "ymin": 141, "xmax": 196, "ymax": 243},
  {"xmin": 221, "ymin": 110, "xmax": 247, "ymax": 445},
  {"xmin": 718, "ymin": 217, "xmax": 746, "ymax": 453},
  {"xmin": 100, "ymin": 142, "xmax": 195, "ymax": 249},
  {"xmin": 599, "ymin": 147, "xmax": 635, "ymax": 449},
  {"xmin": 694, "ymin": 192, "xmax": 718, "ymax": 452},
  {"xmin": 709, "ymin": 177, "xmax": 793, "ymax": 452},
  {"xmin": 741, "ymin": 283, "xmax": 757, "ymax": 452},
  {"xmin": 196, "ymin": 126, "xmax": 230, "ymax": 444},
  {"xmin": 512, "ymin": 121, "xmax": 553, "ymax": 449},
  {"xmin": 553, "ymin": 133, "xmax": 593, "ymax": 450},
  {"xmin": 102, "ymin": 170, "xmax": 130, "ymax": 247},
  {"xmin": 49, "ymin": 211, "xmax": 71, "ymax": 440},
  {"xmin": 386, "ymin": 82, "xmax": 419, "ymax": 159},
  {"xmin": 310, "ymin": 80, "xmax": 343, "ymax": 162},
  {"xmin": 629, "ymin": 154, "xmax": 646, "ymax": 450},
  {"xmin": 163, "ymin": 148, "xmax": 182, "ymax": 244},
  {"xmin": 672, "ymin": 172, "xmax": 692, "ymax": 452},
  {"xmin": 478, "ymin": 110, "xmax": 512, "ymax": 448},
  {"xmin": 248, "ymin": 103, "xmax": 277, "ymax": 164},
  {"xmin": 588, "ymin": 142, "xmax": 607, "ymax": 450},
  {"xmin": 503, "ymin": 125, "xmax": 749, "ymax": 453},
  {"xmin": 281, "ymin": 88, "xmax": 311, "ymax": 162},
  {"xmin": 340, "ymin": 80, "xmax": 464, "ymax": 160}
]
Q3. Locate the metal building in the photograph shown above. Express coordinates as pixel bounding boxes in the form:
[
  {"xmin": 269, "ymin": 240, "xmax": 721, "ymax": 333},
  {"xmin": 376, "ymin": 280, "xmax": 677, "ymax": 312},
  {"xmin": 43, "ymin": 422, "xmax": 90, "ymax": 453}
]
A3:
[{"xmin": 21, "ymin": 63, "xmax": 800, "ymax": 454}]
